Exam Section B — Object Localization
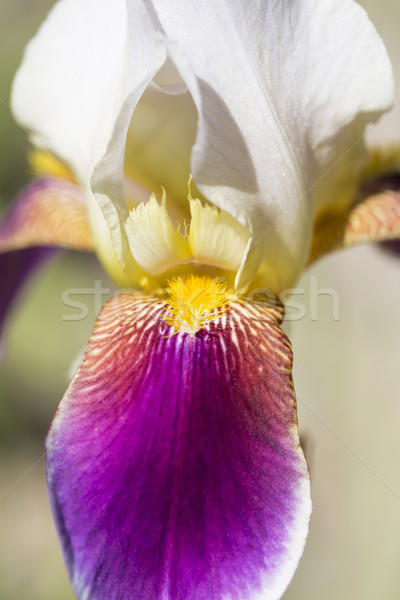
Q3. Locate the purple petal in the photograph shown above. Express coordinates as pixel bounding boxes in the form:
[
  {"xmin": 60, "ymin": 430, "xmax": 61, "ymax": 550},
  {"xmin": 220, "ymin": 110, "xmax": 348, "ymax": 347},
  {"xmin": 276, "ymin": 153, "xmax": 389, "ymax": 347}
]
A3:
[
  {"xmin": 379, "ymin": 238, "xmax": 400, "ymax": 257},
  {"xmin": 46, "ymin": 295, "xmax": 311, "ymax": 600},
  {"xmin": 0, "ymin": 247, "xmax": 56, "ymax": 359},
  {"xmin": 359, "ymin": 172, "xmax": 400, "ymax": 196}
]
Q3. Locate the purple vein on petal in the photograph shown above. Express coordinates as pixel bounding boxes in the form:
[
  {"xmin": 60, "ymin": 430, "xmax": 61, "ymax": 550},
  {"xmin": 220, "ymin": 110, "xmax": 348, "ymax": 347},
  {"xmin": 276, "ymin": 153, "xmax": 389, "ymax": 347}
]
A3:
[{"xmin": 46, "ymin": 294, "xmax": 311, "ymax": 600}]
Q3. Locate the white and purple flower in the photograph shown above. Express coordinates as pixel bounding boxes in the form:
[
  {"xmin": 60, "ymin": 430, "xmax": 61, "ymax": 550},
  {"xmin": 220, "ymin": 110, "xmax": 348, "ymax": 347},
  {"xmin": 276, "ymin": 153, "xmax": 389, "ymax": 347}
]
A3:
[{"xmin": 1, "ymin": 1, "xmax": 400, "ymax": 599}]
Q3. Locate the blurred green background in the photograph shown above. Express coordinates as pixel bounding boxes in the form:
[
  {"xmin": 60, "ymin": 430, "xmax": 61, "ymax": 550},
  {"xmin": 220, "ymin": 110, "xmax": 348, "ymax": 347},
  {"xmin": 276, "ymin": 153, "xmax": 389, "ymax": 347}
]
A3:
[
  {"xmin": 0, "ymin": 2, "xmax": 114, "ymax": 598},
  {"xmin": 0, "ymin": 1, "xmax": 400, "ymax": 599}
]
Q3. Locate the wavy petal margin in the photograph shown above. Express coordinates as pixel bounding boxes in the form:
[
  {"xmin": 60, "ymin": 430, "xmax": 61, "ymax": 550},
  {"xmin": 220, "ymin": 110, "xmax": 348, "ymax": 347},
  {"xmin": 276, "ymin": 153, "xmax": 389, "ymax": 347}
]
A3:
[
  {"xmin": 150, "ymin": 0, "xmax": 393, "ymax": 292},
  {"xmin": 46, "ymin": 294, "xmax": 311, "ymax": 600},
  {"xmin": 308, "ymin": 173, "xmax": 400, "ymax": 263}
]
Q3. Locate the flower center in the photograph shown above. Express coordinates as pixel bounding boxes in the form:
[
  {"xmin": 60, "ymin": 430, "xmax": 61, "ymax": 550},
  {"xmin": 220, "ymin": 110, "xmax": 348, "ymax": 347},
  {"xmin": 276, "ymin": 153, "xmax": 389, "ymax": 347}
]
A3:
[
  {"xmin": 163, "ymin": 275, "xmax": 232, "ymax": 336},
  {"xmin": 29, "ymin": 150, "xmax": 250, "ymax": 292},
  {"xmin": 124, "ymin": 185, "xmax": 250, "ymax": 284}
]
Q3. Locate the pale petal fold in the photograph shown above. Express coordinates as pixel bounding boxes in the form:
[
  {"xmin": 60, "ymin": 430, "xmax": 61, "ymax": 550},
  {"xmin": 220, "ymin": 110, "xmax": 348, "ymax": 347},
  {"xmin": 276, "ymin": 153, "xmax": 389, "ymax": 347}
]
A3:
[
  {"xmin": 126, "ymin": 192, "xmax": 191, "ymax": 274},
  {"xmin": 188, "ymin": 198, "xmax": 250, "ymax": 272},
  {"xmin": 11, "ymin": 0, "xmax": 393, "ymax": 292}
]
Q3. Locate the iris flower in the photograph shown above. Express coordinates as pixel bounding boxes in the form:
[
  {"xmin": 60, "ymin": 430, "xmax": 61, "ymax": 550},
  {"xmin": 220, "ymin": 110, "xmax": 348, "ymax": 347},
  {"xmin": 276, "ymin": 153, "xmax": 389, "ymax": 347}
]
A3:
[{"xmin": 1, "ymin": 1, "xmax": 400, "ymax": 599}]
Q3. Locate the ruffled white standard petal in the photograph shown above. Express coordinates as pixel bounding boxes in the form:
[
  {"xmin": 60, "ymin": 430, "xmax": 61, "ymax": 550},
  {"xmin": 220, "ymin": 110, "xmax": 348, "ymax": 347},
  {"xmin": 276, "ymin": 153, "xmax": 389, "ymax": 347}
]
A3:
[
  {"xmin": 12, "ymin": 0, "xmax": 394, "ymax": 293},
  {"xmin": 150, "ymin": 0, "xmax": 394, "ymax": 292},
  {"xmin": 11, "ymin": 0, "xmax": 167, "ymax": 278},
  {"xmin": 12, "ymin": 0, "xmax": 164, "ymax": 185}
]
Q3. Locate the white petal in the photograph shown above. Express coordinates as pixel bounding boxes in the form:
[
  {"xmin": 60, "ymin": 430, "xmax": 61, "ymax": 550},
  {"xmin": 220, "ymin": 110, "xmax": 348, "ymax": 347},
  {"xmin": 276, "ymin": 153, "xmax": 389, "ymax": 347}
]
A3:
[
  {"xmin": 151, "ymin": 0, "xmax": 394, "ymax": 292},
  {"xmin": 152, "ymin": 58, "xmax": 188, "ymax": 95},
  {"xmin": 188, "ymin": 198, "xmax": 250, "ymax": 272},
  {"xmin": 125, "ymin": 192, "xmax": 191, "ymax": 275},
  {"xmin": 12, "ymin": 0, "xmax": 164, "ymax": 184},
  {"xmin": 11, "ymin": 0, "xmax": 166, "ymax": 280}
]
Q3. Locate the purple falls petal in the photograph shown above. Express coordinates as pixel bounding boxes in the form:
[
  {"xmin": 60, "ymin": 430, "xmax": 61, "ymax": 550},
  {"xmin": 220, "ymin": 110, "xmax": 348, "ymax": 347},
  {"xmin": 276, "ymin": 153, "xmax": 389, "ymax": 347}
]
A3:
[
  {"xmin": 379, "ymin": 238, "xmax": 400, "ymax": 257},
  {"xmin": 46, "ymin": 294, "xmax": 311, "ymax": 600},
  {"xmin": 0, "ymin": 247, "xmax": 56, "ymax": 358}
]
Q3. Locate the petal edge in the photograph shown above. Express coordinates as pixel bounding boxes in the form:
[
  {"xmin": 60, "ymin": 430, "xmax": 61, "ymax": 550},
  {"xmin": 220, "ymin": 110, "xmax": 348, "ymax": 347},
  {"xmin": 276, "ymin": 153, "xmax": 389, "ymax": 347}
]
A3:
[{"xmin": 47, "ymin": 293, "xmax": 311, "ymax": 600}]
